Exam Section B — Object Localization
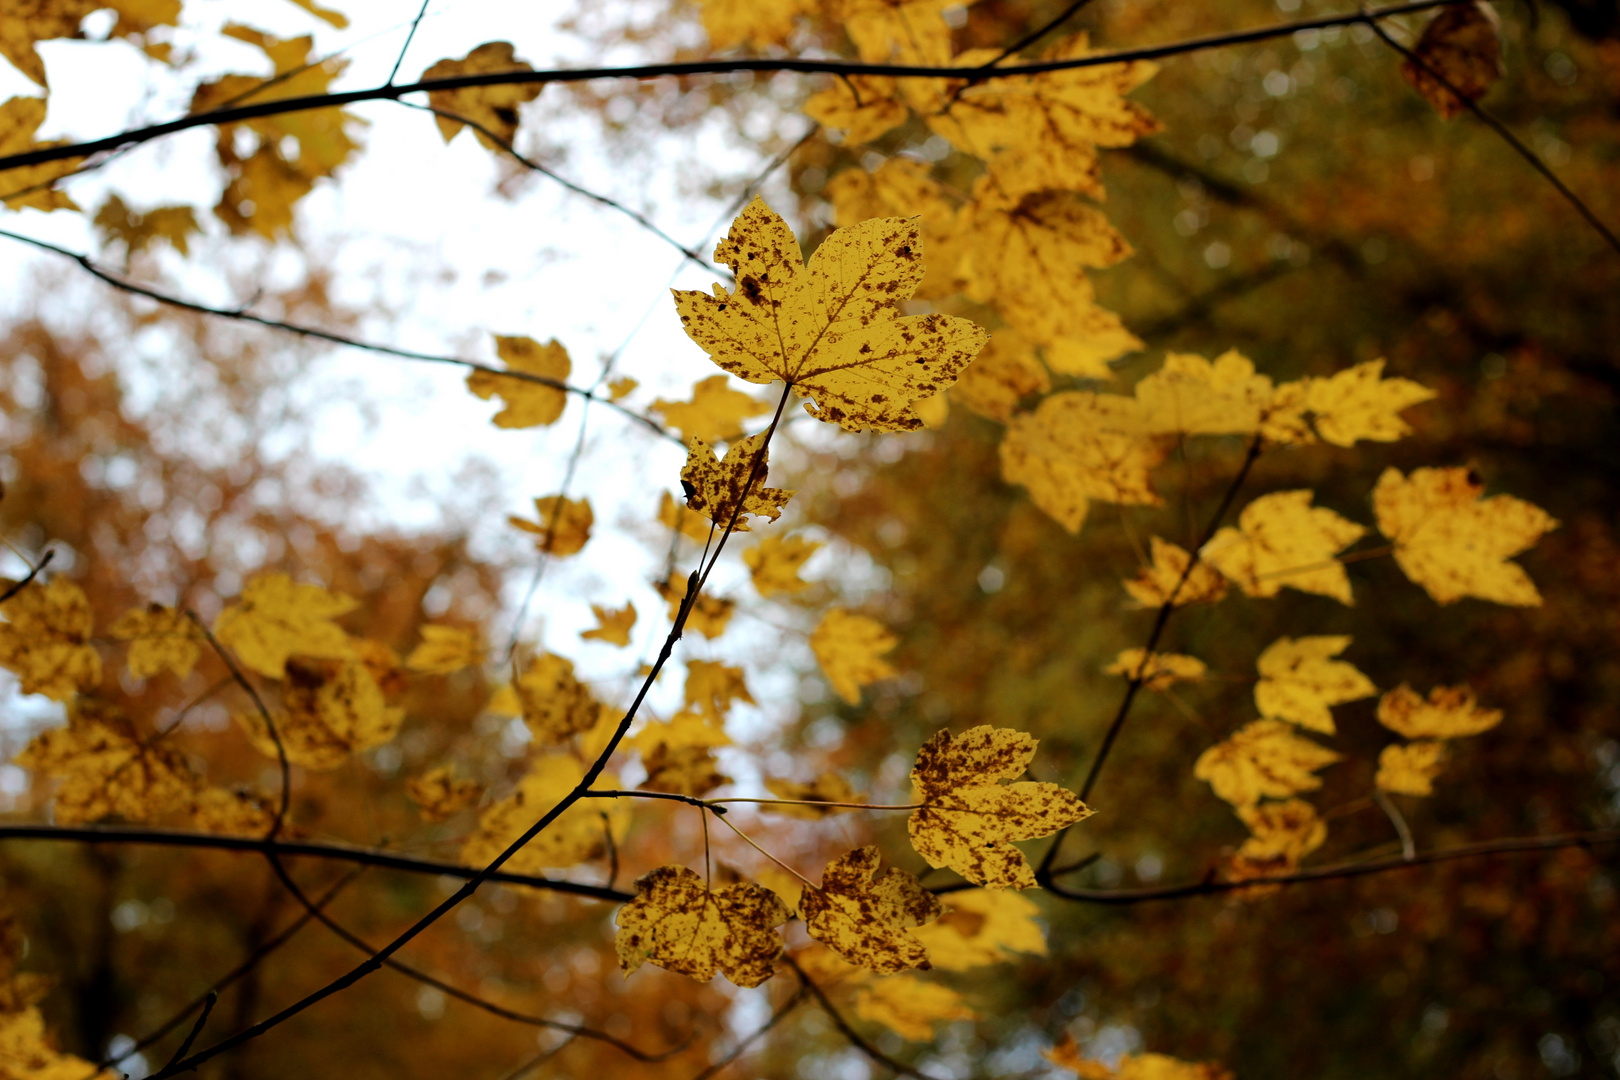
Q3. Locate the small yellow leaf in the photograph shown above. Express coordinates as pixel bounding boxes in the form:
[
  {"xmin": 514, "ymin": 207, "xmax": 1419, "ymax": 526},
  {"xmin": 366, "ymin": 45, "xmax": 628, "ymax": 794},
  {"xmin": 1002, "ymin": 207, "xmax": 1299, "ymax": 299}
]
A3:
[
  {"xmin": 631, "ymin": 710, "xmax": 732, "ymax": 754},
  {"xmin": 1000, "ymin": 391, "xmax": 1166, "ymax": 533},
  {"xmin": 0, "ymin": 96, "xmax": 84, "ymax": 211},
  {"xmin": 685, "ymin": 659, "xmax": 754, "ymax": 722},
  {"xmin": 236, "ymin": 656, "xmax": 402, "ymax": 770},
  {"xmin": 1103, "ymin": 648, "xmax": 1206, "ymax": 692},
  {"xmin": 1375, "ymin": 741, "xmax": 1447, "ymax": 796},
  {"xmin": 423, "ymin": 42, "xmax": 544, "ymax": 149},
  {"xmin": 614, "ymin": 865, "xmax": 789, "ymax": 988},
  {"xmin": 607, "ymin": 376, "xmax": 638, "ymax": 400},
  {"xmin": 800, "ymin": 846, "xmax": 942, "ymax": 974},
  {"xmin": 1203, "ymin": 490, "xmax": 1366, "ymax": 604},
  {"xmin": 659, "ymin": 490, "xmax": 715, "ymax": 543},
  {"xmin": 656, "ymin": 573, "xmax": 735, "ymax": 639},
  {"xmin": 1123, "ymin": 537, "xmax": 1227, "ymax": 609},
  {"xmin": 0, "ymin": 577, "xmax": 101, "ymax": 700},
  {"xmin": 1303, "ymin": 360, "xmax": 1435, "ymax": 446},
  {"xmin": 581, "ymin": 603, "xmax": 636, "ymax": 646},
  {"xmin": 214, "ymin": 573, "xmax": 356, "ymax": 679},
  {"xmin": 680, "ymin": 433, "xmax": 795, "ymax": 532},
  {"xmin": 908, "ymin": 725, "xmax": 1092, "ymax": 889},
  {"xmin": 910, "ymin": 888, "xmax": 1048, "ymax": 970},
  {"xmin": 763, "ymin": 772, "xmax": 860, "ymax": 819},
  {"xmin": 509, "ymin": 494, "xmax": 594, "ymax": 556},
  {"xmin": 642, "ymin": 743, "xmax": 731, "ymax": 797},
  {"xmin": 93, "ymin": 195, "xmax": 200, "ymax": 258},
  {"xmin": 1373, "ymin": 466, "xmax": 1557, "ymax": 606},
  {"xmin": 810, "ymin": 608, "xmax": 897, "ymax": 705},
  {"xmin": 743, "ymin": 533, "xmax": 822, "ymax": 598},
  {"xmin": 406, "ymin": 765, "xmax": 482, "ymax": 821},
  {"xmin": 652, "ymin": 374, "xmax": 771, "ymax": 444},
  {"xmin": 1193, "ymin": 719, "xmax": 1340, "ymax": 808},
  {"xmin": 802, "ymin": 75, "xmax": 910, "ymax": 144},
  {"xmin": 190, "ymin": 786, "xmax": 277, "ymax": 837},
  {"xmin": 1235, "ymin": 798, "xmax": 1328, "ymax": 867},
  {"xmin": 109, "ymin": 603, "xmax": 200, "ymax": 680},
  {"xmin": 1376, "ymin": 683, "xmax": 1502, "ymax": 740},
  {"xmin": 1400, "ymin": 1, "xmax": 1503, "ymax": 119},
  {"xmin": 467, "ymin": 335, "xmax": 571, "ymax": 429},
  {"xmin": 461, "ymin": 754, "xmax": 629, "ymax": 872},
  {"xmin": 15, "ymin": 700, "xmax": 196, "ymax": 824},
  {"xmin": 853, "ymin": 975, "xmax": 976, "ymax": 1041},
  {"xmin": 1254, "ymin": 636, "xmax": 1376, "ymax": 734},
  {"xmin": 404, "ymin": 624, "xmax": 484, "ymax": 674},
  {"xmin": 514, "ymin": 653, "xmax": 599, "ymax": 748},
  {"xmin": 673, "ymin": 197, "xmax": 986, "ymax": 432}
]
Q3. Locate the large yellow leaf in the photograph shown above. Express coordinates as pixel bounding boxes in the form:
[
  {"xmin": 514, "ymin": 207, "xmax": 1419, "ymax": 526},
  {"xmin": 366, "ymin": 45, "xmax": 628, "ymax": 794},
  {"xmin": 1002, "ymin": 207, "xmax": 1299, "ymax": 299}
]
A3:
[
  {"xmin": 853, "ymin": 975, "xmax": 976, "ymax": 1040},
  {"xmin": 214, "ymin": 573, "xmax": 356, "ymax": 679},
  {"xmin": 461, "ymin": 754, "xmax": 628, "ymax": 873},
  {"xmin": 1375, "ymin": 741, "xmax": 1447, "ymax": 796},
  {"xmin": 467, "ymin": 335, "xmax": 571, "ymax": 429},
  {"xmin": 908, "ymin": 725, "xmax": 1092, "ymax": 889},
  {"xmin": 837, "ymin": 0, "xmax": 955, "ymax": 64},
  {"xmin": 0, "ymin": 577, "xmax": 100, "ymax": 700},
  {"xmin": 672, "ymin": 197, "xmax": 986, "ymax": 432},
  {"xmin": 1376, "ymin": 683, "xmax": 1502, "ymax": 740},
  {"xmin": 680, "ymin": 433, "xmax": 795, "ymax": 532},
  {"xmin": 651, "ymin": 374, "xmax": 770, "ymax": 444},
  {"xmin": 1193, "ymin": 719, "xmax": 1340, "ymax": 808},
  {"xmin": 236, "ymin": 656, "xmax": 402, "ymax": 770},
  {"xmin": 743, "ymin": 533, "xmax": 821, "ymax": 598},
  {"xmin": 580, "ymin": 602, "xmax": 636, "ymax": 646},
  {"xmin": 642, "ymin": 743, "xmax": 731, "ymax": 797},
  {"xmin": 1131, "ymin": 350, "xmax": 1281, "ymax": 437},
  {"xmin": 1000, "ymin": 391, "xmax": 1167, "ymax": 533},
  {"xmin": 1203, "ymin": 490, "xmax": 1366, "ymax": 604},
  {"xmin": 615, "ymin": 865, "xmax": 789, "ymax": 987},
  {"xmin": 109, "ymin": 604, "xmax": 199, "ymax": 680},
  {"xmin": 15, "ymin": 700, "xmax": 197, "ymax": 825},
  {"xmin": 1123, "ymin": 537, "xmax": 1228, "ymax": 609},
  {"xmin": 422, "ymin": 42, "xmax": 543, "ymax": 150},
  {"xmin": 514, "ymin": 653, "xmax": 599, "ymax": 748},
  {"xmin": 0, "ymin": 1005, "xmax": 110, "ymax": 1079},
  {"xmin": 1302, "ymin": 360, "xmax": 1435, "ymax": 446},
  {"xmin": 1254, "ymin": 636, "xmax": 1376, "ymax": 734},
  {"xmin": 801, "ymin": 846, "xmax": 942, "ymax": 974},
  {"xmin": 404, "ymin": 624, "xmax": 483, "ymax": 674},
  {"xmin": 810, "ymin": 608, "xmax": 897, "ymax": 704},
  {"xmin": 1372, "ymin": 466, "xmax": 1557, "ymax": 606},
  {"xmin": 910, "ymin": 888, "xmax": 1048, "ymax": 970}
]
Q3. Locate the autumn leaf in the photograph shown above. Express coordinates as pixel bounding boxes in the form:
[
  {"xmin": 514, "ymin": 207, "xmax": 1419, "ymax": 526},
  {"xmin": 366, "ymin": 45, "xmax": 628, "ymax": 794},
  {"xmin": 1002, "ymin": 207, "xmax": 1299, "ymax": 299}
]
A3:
[
  {"xmin": 581, "ymin": 603, "xmax": 636, "ymax": 646},
  {"xmin": 0, "ymin": 96, "xmax": 84, "ymax": 212},
  {"xmin": 673, "ymin": 197, "xmax": 986, "ymax": 432},
  {"xmin": 16, "ymin": 700, "xmax": 197, "ymax": 824},
  {"xmin": 743, "ymin": 533, "xmax": 821, "ymax": 598},
  {"xmin": 652, "ymin": 374, "xmax": 770, "ymax": 444},
  {"xmin": 1203, "ymin": 490, "xmax": 1366, "ymax": 604},
  {"xmin": 190, "ymin": 786, "xmax": 278, "ymax": 837},
  {"xmin": 0, "ymin": 1005, "xmax": 109, "ymax": 1079},
  {"xmin": 607, "ymin": 376, "xmax": 638, "ymax": 400},
  {"xmin": 422, "ymin": 42, "xmax": 544, "ymax": 149},
  {"xmin": 1131, "ymin": 351, "xmax": 1280, "ymax": 437},
  {"xmin": 810, "ymin": 608, "xmax": 897, "ymax": 704},
  {"xmin": 1372, "ymin": 466, "xmax": 1557, "ymax": 606},
  {"xmin": 1375, "ymin": 741, "xmax": 1447, "ymax": 796},
  {"xmin": 614, "ymin": 864, "xmax": 788, "ymax": 987},
  {"xmin": 509, "ymin": 494, "xmax": 594, "ymax": 556},
  {"xmin": 763, "ymin": 772, "xmax": 860, "ymax": 818},
  {"xmin": 513, "ymin": 653, "xmax": 599, "ymax": 747},
  {"xmin": 908, "ymin": 725, "xmax": 1093, "ymax": 889},
  {"xmin": 1193, "ymin": 719, "xmax": 1341, "ymax": 808},
  {"xmin": 1047, "ymin": 1039, "xmax": 1235, "ymax": 1080},
  {"xmin": 214, "ymin": 573, "xmax": 356, "ymax": 679},
  {"xmin": 353, "ymin": 639, "xmax": 406, "ymax": 700},
  {"xmin": 802, "ymin": 75, "xmax": 910, "ymax": 144},
  {"xmin": 93, "ymin": 195, "xmax": 200, "ymax": 259},
  {"xmin": 1400, "ymin": 1, "xmax": 1504, "ymax": 119},
  {"xmin": 659, "ymin": 490, "xmax": 715, "ymax": 543},
  {"xmin": 1254, "ymin": 636, "xmax": 1376, "ymax": 734},
  {"xmin": 461, "ymin": 754, "xmax": 629, "ymax": 872},
  {"xmin": 681, "ymin": 434, "xmax": 795, "ymax": 532},
  {"xmin": 1104, "ymin": 648, "xmax": 1207, "ymax": 692},
  {"xmin": 1231, "ymin": 798, "xmax": 1328, "ymax": 878},
  {"xmin": 632, "ymin": 710, "xmax": 731, "ymax": 754},
  {"xmin": 404, "ymin": 625, "xmax": 483, "ymax": 674},
  {"xmin": 407, "ymin": 765, "xmax": 482, "ymax": 821},
  {"xmin": 699, "ymin": 0, "xmax": 811, "ymax": 50},
  {"xmin": 1302, "ymin": 360, "xmax": 1435, "ymax": 446},
  {"xmin": 643, "ymin": 740, "xmax": 732, "ymax": 796},
  {"xmin": 801, "ymin": 846, "xmax": 943, "ymax": 973},
  {"xmin": 656, "ymin": 573, "xmax": 735, "ymax": 638},
  {"xmin": 853, "ymin": 975, "xmax": 976, "ymax": 1040},
  {"xmin": 952, "ymin": 329, "xmax": 1053, "ymax": 422},
  {"xmin": 0, "ymin": 2, "xmax": 93, "ymax": 87},
  {"xmin": 0, "ymin": 577, "xmax": 101, "ymax": 701},
  {"xmin": 106, "ymin": 603, "xmax": 198, "ymax": 680},
  {"xmin": 1376, "ymin": 684, "xmax": 1502, "ymax": 740},
  {"xmin": 1000, "ymin": 392, "xmax": 1167, "ymax": 533},
  {"xmin": 467, "ymin": 335, "xmax": 571, "ymax": 429},
  {"xmin": 911, "ymin": 888, "xmax": 1048, "ymax": 970},
  {"xmin": 823, "ymin": 158, "xmax": 965, "ymax": 301},
  {"xmin": 1123, "ymin": 537, "xmax": 1228, "ymax": 608},
  {"xmin": 236, "ymin": 656, "xmax": 403, "ymax": 770},
  {"xmin": 683, "ymin": 660, "xmax": 754, "ymax": 723}
]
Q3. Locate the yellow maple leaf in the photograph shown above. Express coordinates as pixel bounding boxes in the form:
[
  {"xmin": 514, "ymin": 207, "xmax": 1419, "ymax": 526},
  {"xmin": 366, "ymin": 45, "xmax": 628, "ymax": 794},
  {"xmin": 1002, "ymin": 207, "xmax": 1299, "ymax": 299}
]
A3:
[
  {"xmin": 109, "ymin": 603, "xmax": 199, "ymax": 680},
  {"xmin": 607, "ymin": 376, "xmax": 638, "ymax": 400},
  {"xmin": 15, "ymin": 699, "xmax": 197, "ymax": 824},
  {"xmin": 656, "ymin": 573, "xmax": 735, "ymax": 638},
  {"xmin": 699, "ymin": 0, "xmax": 811, "ymax": 50},
  {"xmin": 467, "ymin": 335, "xmax": 571, "ymax": 429},
  {"xmin": 615, "ymin": 865, "xmax": 789, "ymax": 987},
  {"xmin": 214, "ymin": 573, "xmax": 356, "ymax": 679},
  {"xmin": 581, "ymin": 602, "xmax": 636, "ymax": 646},
  {"xmin": 1193, "ymin": 719, "xmax": 1341, "ymax": 808},
  {"xmin": 853, "ymin": 975, "xmax": 977, "ymax": 1040},
  {"xmin": 92, "ymin": 195, "xmax": 200, "ymax": 259},
  {"xmin": 1375, "ymin": 741, "xmax": 1447, "ymax": 796},
  {"xmin": 422, "ymin": 42, "xmax": 544, "ymax": 150},
  {"xmin": 0, "ymin": 577, "xmax": 101, "ymax": 700},
  {"xmin": 1400, "ymin": 1, "xmax": 1504, "ymax": 119},
  {"xmin": 0, "ymin": 96, "xmax": 84, "ymax": 212},
  {"xmin": 632, "ymin": 710, "xmax": 731, "ymax": 755},
  {"xmin": 651, "ymin": 374, "xmax": 770, "ymax": 444},
  {"xmin": 1131, "ymin": 350, "xmax": 1284, "ymax": 437},
  {"xmin": 801, "ymin": 846, "xmax": 943, "ymax": 974},
  {"xmin": 1203, "ymin": 490, "xmax": 1366, "ymax": 604},
  {"xmin": 763, "ymin": 771, "xmax": 860, "ymax": 819},
  {"xmin": 1000, "ymin": 392, "xmax": 1167, "ymax": 533},
  {"xmin": 1302, "ymin": 360, "xmax": 1435, "ymax": 446},
  {"xmin": 910, "ymin": 888, "xmax": 1048, "ymax": 970},
  {"xmin": 673, "ymin": 196, "xmax": 986, "ymax": 432},
  {"xmin": 404, "ymin": 624, "xmax": 483, "ymax": 674},
  {"xmin": 509, "ymin": 494, "xmax": 594, "ymax": 556},
  {"xmin": 1123, "ymin": 537, "xmax": 1228, "ymax": 609},
  {"xmin": 461, "ymin": 754, "xmax": 629, "ymax": 872},
  {"xmin": 0, "ymin": 1004, "xmax": 111, "ymax": 1079},
  {"xmin": 236, "ymin": 656, "xmax": 402, "ymax": 770},
  {"xmin": 743, "ymin": 533, "xmax": 821, "ymax": 598},
  {"xmin": 822, "ymin": 158, "xmax": 964, "ymax": 301},
  {"xmin": 952, "ymin": 329, "xmax": 1053, "ymax": 422},
  {"xmin": 1254, "ymin": 636, "xmax": 1376, "ymax": 734},
  {"xmin": 1104, "ymin": 648, "xmax": 1207, "ymax": 692},
  {"xmin": 406, "ymin": 765, "xmax": 483, "ymax": 822},
  {"xmin": 909, "ymin": 725, "xmax": 1092, "ymax": 889},
  {"xmin": 810, "ymin": 608, "xmax": 897, "ymax": 704},
  {"xmin": 0, "ymin": 2, "xmax": 93, "ymax": 87},
  {"xmin": 512, "ymin": 653, "xmax": 599, "ymax": 748},
  {"xmin": 838, "ymin": 0, "xmax": 956, "ymax": 65},
  {"xmin": 659, "ymin": 490, "xmax": 715, "ymax": 543},
  {"xmin": 681, "ymin": 434, "xmax": 795, "ymax": 532},
  {"xmin": 189, "ymin": 786, "xmax": 277, "ymax": 837},
  {"xmin": 1376, "ymin": 683, "xmax": 1502, "ymax": 740},
  {"xmin": 1235, "ymin": 798, "xmax": 1328, "ymax": 868},
  {"xmin": 802, "ymin": 75, "xmax": 910, "ymax": 144},
  {"xmin": 1372, "ymin": 466, "xmax": 1557, "ymax": 606},
  {"xmin": 683, "ymin": 659, "xmax": 754, "ymax": 723}
]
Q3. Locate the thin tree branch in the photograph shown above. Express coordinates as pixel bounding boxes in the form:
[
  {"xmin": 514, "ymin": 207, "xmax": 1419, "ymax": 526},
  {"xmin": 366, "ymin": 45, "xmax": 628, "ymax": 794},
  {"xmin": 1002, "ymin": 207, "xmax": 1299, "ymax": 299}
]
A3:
[
  {"xmin": 388, "ymin": 0, "xmax": 433, "ymax": 86},
  {"xmin": 1373, "ymin": 787, "xmax": 1417, "ymax": 861},
  {"xmin": 980, "ymin": 0, "xmax": 1102, "ymax": 68},
  {"xmin": 688, "ymin": 985, "xmax": 807, "ymax": 1080},
  {"xmin": 784, "ymin": 955, "xmax": 944, "ymax": 1080},
  {"xmin": 0, "ymin": 0, "xmax": 1468, "ymax": 174},
  {"xmin": 161, "ymin": 991, "xmax": 217, "ymax": 1070},
  {"xmin": 0, "ymin": 548, "xmax": 55, "ymax": 605}
]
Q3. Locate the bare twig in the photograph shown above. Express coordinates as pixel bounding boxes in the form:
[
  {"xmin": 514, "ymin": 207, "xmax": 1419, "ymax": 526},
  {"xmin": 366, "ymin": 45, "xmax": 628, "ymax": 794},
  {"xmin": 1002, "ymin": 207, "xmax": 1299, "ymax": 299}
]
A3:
[
  {"xmin": 688, "ymin": 985, "xmax": 808, "ymax": 1080},
  {"xmin": 388, "ymin": 0, "xmax": 433, "ymax": 86},
  {"xmin": 0, "ymin": 548, "xmax": 54, "ymax": 605},
  {"xmin": 1373, "ymin": 787, "xmax": 1417, "ymax": 861},
  {"xmin": 785, "ymin": 955, "xmax": 944, "ymax": 1080}
]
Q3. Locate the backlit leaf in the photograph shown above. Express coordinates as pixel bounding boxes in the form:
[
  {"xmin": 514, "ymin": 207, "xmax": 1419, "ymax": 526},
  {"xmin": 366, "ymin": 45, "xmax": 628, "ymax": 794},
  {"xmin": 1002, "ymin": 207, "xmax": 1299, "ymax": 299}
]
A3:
[
  {"xmin": 810, "ymin": 608, "xmax": 897, "ymax": 704},
  {"xmin": 656, "ymin": 573, "xmax": 735, "ymax": 638},
  {"xmin": 685, "ymin": 659, "xmax": 754, "ymax": 722},
  {"xmin": 699, "ymin": 0, "xmax": 811, "ymax": 50},
  {"xmin": 802, "ymin": 75, "xmax": 910, "ymax": 144},
  {"xmin": 92, "ymin": 195, "xmax": 200, "ymax": 259},
  {"xmin": 1234, "ymin": 798, "xmax": 1327, "ymax": 873},
  {"xmin": 109, "ymin": 604, "xmax": 199, "ymax": 680},
  {"xmin": 1302, "ymin": 360, "xmax": 1435, "ymax": 446},
  {"xmin": 1000, "ymin": 391, "xmax": 1167, "ymax": 533},
  {"xmin": 1047, "ymin": 1039, "xmax": 1235, "ymax": 1080},
  {"xmin": 910, "ymin": 888, "xmax": 1048, "ymax": 970},
  {"xmin": 190, "ymin": 786, "xmax": 277, "ymax": 837},
  {"xmin": 743, "ymin": 533, "xmax": 821, "ymax": 598},
  {"xmin": 615, "ymin": 865, "xmax": 789, "ymax": 987},
  {"xmin": 1376, "ymin": 683, "xmax": 1502, "ymax": 740},
  {"xmin": 852, "ymin": 975, "xmax": 976, "ymax": 1040},
  {"xmin": 652, "ymin": 374, "xmax": 770, "ymax": 444},
  {"xmin": 1104, "ymin": 648, "xmax": 1206, "ymax": 692},
  {"xmin": 461, "ymin": 754, "xmax": 629, "ymax": 872},
  {"xmin": 404, "ymin": 625, "xmax": 483, "ymax": 674},
  {"xmin": 15, "ymin": 699, "xmax": 197, "ymax": 824},
  {"xmin": 406, "ymin": 765, "xmax": 482, "ymax": 821},
  {"xmin": 1254, "ymin": 636, "xmax": 1376, "ymax": 735},
  {"xmin": 681, "ymin": 434, "xmax": 795, "ymax": 532},
  {"xmin": 468, "ymin": 335, "xmax": 571, "ymax": 428},
  {"xmin": 509, "ymin": 495, "xmax": 593, "ymax": 556},
  {"xmin": 514, "ymin": 653, "xmax": 599, "ymax": 748},
  {"xmin": 801, "ymin": 846, "xmax": 942, "ymax": 974},
  {"xmin": 214, "ymin": 573, "xmax": 356, "ymax": 679},
  {"xmin": 763, "ymin": 771, "xmax": 860, "ymax": 818},
  {"xmin": 1375, "ymin": 741, "xmax": 1447, "ymax": 796},
  {"xmin": 0, "ymin": 95, "xmax": 84, "ymax": 212},
  {"xmin": 236, "ymin": 656, "xmax": 402, "ymax": 770},
  {"xmin": 1132, "ymin": 350, "xmax": 1278, "ymax": 437},
  {"xmin": 1203, "ymin": 490, "xmax": 1366, "ymax": 604},
  {"xmin": 422, "ymin": 42, "xmax": 543, "ymax": 150},
  {"xmin": 1193, "ymin": 719, "xmax": 1340, "ymax": 808},
  {"xmin": 659, "ymin": 490, "xmax": 715, "ymax": 543},
  {"xmin": 0, "ymin": 577, "xmax": 100, "ymax": 700},
  {"xmin": 952, "ymin": 329, "xmax": 1052, "ymax": 421},
  {"xmin": 581, "ymin": 602, "xmax": 637, "ymax": 646},
  {"xmin": 1123, "ymin": 537, "xmax": 1228, "ymax": 608}
]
